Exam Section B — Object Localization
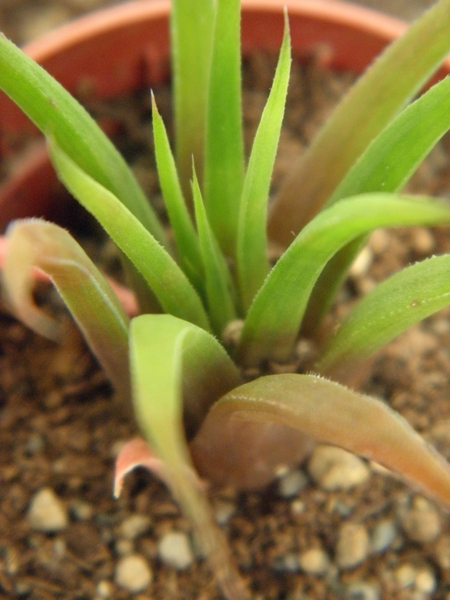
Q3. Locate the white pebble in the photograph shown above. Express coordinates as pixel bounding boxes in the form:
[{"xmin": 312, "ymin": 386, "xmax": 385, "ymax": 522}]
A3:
[
  {"xmin": 120, "ymin": 514, "xmax": 151, "ymax": 540},
  {"xmin": 157, "ymin": 531, "xmax": 194, "ymax": 570},
  {"xmin": 27, "ymin": 488, "xmax": 68, "ymax": 532},
  {"xmin": 115, "ymin": 554, "xmax": 152, "ymax": 593},
  {"xmin": 349, "ymin": 246, "xmax": 373, "ymax": 277},
  {"xmin": 415, "ymin": 567, "xmax": 436, "ymax": 594},
  {"xmin": 278, "ymin": 469, "xmax": 308, "ymax": 498},
  {"xmin": 401, "ymin": 497, "xmax": 441, "ymax": 543},
  {"xmin": 370, "ymin": 520, "xmax": 397, "ymax": 554},
  {"xmin": 308, "ymin": 445, "xmax": 370, "ymax": 491},
  {"xmin": 335, "ymin": 523, "xmax": 370, "ymax": 569},
  {"xmin": 347, "ymin": 581, "xmax": 380, "ymax": 600},
  {"xmin": 96, "ymin": 580, "xmax": 113, "ymax": 599},
  {"xmin": 394, "ymin": 563, "xmax": 416, "ymax": 589},
  {"xmin": 298, "ymin": 548, "xmax": 330, "ymax": 575}
]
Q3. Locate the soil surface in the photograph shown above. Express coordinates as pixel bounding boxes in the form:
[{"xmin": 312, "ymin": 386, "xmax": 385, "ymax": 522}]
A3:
[{"xmin": 2, "ymin": 2, "xmax": 450, "ymax": 600}]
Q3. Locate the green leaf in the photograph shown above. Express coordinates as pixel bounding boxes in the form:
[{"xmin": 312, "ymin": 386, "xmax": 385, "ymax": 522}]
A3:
[
  {"xmin": 49, "ymin": 140, "xmax": 211, "ymax": 331},
  {"xmin": 171, "ymin": 0, "xmax": 215, "ymax": 196},
  {"xmin": 303, "ymin": 76, "xmax": 450, "ymax": 334},
  {"xmin": 4, "ymin": 219, "xmax": 130, "ymax": 400},
  {"xmin": 237, "ymin": 14, "xmax": 291, "ymax": 311},
  {"xmin": 192, "ymin": 171, "xmax": 237, "ymax": 336},
  {"xmin": 329, "ymin": 75, "xmax": 450, "ymax": 204},
  {"xmin": 268, "ymin": 0, "xmax": 450, "ymax": 246},
  {"xmin": 316, "ymin": 255, "xmax": 450, "ymax": 380},
  {"xmin": 203, "ymin": 0, "xmax": 244, "ymax": 257},
  {"xmin": 0, "ymin": 34, "xmax": 166, "ymax": 245},
  {"xmin": 151, "ymin": 94, "xmax": 203, "ymax": 293},
  {"xmin": 129, "ymin": 314, "xmax": 247, "ymax": 598},
  {"xmin": 239, "ymin": 194, "xmax": 450, "ymax": 366},
  {"xmin": 194, "ymin": 374, "xmax": 450, "ymax": 508}
]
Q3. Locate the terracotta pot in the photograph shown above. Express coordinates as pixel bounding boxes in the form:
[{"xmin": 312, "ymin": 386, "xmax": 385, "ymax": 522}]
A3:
[{"xmin": 1, "ymin": 0, "xmax": 447, "ymax": 232}]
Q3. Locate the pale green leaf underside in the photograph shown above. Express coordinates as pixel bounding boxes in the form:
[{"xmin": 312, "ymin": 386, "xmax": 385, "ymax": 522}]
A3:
[
  {"xmin": 204, "ymin": 0, "xmax": 244, "ymax": 256},
  {"xmin": 316, "ymin": 255, "xmax": 450, "ymax": 379},
  {"xmin": 192, "ymin": 172, "xmax": 237, "ymax": 337},
  {"xmin": 268, "ymin": 0, "xmax": 450, "ymax": 246},
  {"xmin": 237, "ymin": 14, "xmax": 291, "ymax": 312},
  {"xmin": 151, "ymin": 94, "xmax": 203, "ymax": 292},
  {"xmin": 129, "ymin": 314, "xmax": 246, "ymax": 599},
  {"xmin": 4, "ymin": 219, "xmax": 130, "ymax": 399},
  {"xmin": 48, "ymin": 141, "xmax": 211, "ymax": 331},
  {"xmin": 199, "ymin": 374, "xmax": 450, "ymax": 508},
  {"xmin": 240, "ymin": 194, "xmax": 450, "ymax": 366},
  {"xmin": 0, "ymin": 34, "xmax": 166, "ymax": 245}
]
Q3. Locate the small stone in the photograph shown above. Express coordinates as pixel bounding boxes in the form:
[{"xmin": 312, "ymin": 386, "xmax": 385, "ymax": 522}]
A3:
[
  {"xmin": 349, "ymin": 246, "xmax": 373, "ymax": 278},
  {"xmin": 278, "ymin": 469, "xmax": 308, "ymax": 498},
  {"xmin": 308, "ymin": 445, "xmax": 370, "ymax": 491},
  {"xmin": 115, "ymin": 538, "xmax": 134, "ymax": 556},
  {"xmin": 414, "ymin": 567, "xmax": 436, "ymax": 594},
  {"xmin": 157, "ymin": 531, "xmax": 194, "ymax": 570},
  {"xmin": 70, "ymin": 499, "xmax": 93, "ymax": 521},
  {"xmin": 27, "ymin": 488, "xmax": 68, "ymax": 532},
  {"xmin": 273, "ymin": 553, "xmax": 300, "ymax": 573},
  {"xmin": 115, "ymin": 554, "xmax": 152, "ymax": 593},
  {"xmin": 298, "ymin": 548, "xmax": 330, "ymax": 575},
  {"xmin": 347, "ymin": 581, "xmax": 380, "ymax": 600},
  {"xmin": 120, "ymin": 515, "xmax": 151, "ymax": 540},
  {"xmin": 214, "ymin": 500, "xmax": 236, "ymax": 525},
  {"xmin": 96, "ymin": 580, "xmax": 113, "ymax": 599},
  {"xmin": 394, "ymin": 563, "xmax": 416, "ymax": 589},
  {"xmin": 401, "ymin": 497, "xmax": 441, "ymax": 543},
  {"xmin": 335, "ymin": 522, "xmax": 370, "ymax": 569},
  {"xmin": 370, "ymin": 520, "xmax": 397, "ymax": 554},
  {"xmin": 412, "ymin": 228, "xmax": 435, "ymax": 255}
]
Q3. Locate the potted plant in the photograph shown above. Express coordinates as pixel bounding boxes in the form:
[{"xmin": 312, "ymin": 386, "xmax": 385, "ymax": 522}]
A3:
[{"xmin": 2, "ymin": 1, "xmax": 450, "ymax": 598}]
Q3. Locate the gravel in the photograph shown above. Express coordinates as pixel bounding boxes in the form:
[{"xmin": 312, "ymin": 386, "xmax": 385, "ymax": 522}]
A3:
[
  {"xmin": 114, "ymin": 554, "xmax": 153, "ymax": 593},
  {"xmin": 157, "ymin": 531, "xmax": 194, "ymax": 570},
  {"xmin": 307, "ymin": 445, "xmax": 370, "ymax": 491},
  {"xmin": 400, "ymin": 496, "xmax": 441, "ymax": 543},
  {"xmin": 335, "ymin": 522, "xmax": 370, "ymax": 569},
  {"xmin": 27, "ymin": 487, "xmax": 69, "ymax": 532}
]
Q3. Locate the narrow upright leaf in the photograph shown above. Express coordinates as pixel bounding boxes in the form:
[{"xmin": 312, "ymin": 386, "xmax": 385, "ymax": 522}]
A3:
[
  {"xmin": 171, "ymin": 0, "xmax": 215, "ymax": 195},
  {"xmin": 268, "ymin": 0, "xmax": 450, "ymax": 246},
  {"xmin": 151, "ymin": 94, "xmax": 203, "ymax": 292},
  {"xmin": 237, "ymin": 16, "xmax": 291, "ymax": 311},
  {"xmin": 192, "ymin": 172, "xmax": 237, "ymax": 336},
  {"xmin": 203, "ymin": 0, "xmax": 244, "ymax": 256},
  {"xmin": 4, "ymin": 219, "xmax": 130, "ymax": 400}
]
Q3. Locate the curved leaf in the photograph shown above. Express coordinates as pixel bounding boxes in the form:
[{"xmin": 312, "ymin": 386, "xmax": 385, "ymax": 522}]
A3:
[
  {"xmin": 0, "ymin": 34, "xmax": 166, "ymax": 244},
  {"xmin": 316, "ymin": 254, "xmax": 450, "ymax": 380},
  {"xmin": 3, "ymin": 219, "xmax": 130, "ymax": 399},
  {"xmin": 239, "ymin": 194, "xmax": 450, "ymax": 366},
  {"xmin": 194, "ymin": 374, "xmax": 450, "ymax": 508},
  {"xmin": 48, "ymin": 140, "xmax": 211, "ymax": 331},
  {"xmin": 268, "ymin": 0, "xmax": 450, "ymax": 246},
  {"xmin": 129, "ymin": 314, "xmax": 248, "ymax": 599}
]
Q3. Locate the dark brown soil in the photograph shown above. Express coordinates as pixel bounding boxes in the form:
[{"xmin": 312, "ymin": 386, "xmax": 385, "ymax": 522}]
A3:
[{"xmin": 2, "ymin": 3, "xmax": 450, "ymax": 600}]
